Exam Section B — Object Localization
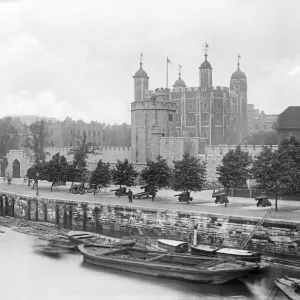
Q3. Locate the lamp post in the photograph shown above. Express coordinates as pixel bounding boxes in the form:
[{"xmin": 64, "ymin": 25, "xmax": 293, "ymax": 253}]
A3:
[{"xmin": 36, "ymin": 172, "xmax": 40, "ymax": 197}]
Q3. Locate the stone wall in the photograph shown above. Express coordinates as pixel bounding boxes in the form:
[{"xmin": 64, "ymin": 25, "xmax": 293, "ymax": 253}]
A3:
[{"xmin": 1, "ymin": 191, "xmax": 299, "ymax": 258}]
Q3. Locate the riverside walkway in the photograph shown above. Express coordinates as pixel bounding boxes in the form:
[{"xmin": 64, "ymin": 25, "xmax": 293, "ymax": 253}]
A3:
[{"xmin": 0, "ymin": 180, "xmax": 300, "ymax": 222}]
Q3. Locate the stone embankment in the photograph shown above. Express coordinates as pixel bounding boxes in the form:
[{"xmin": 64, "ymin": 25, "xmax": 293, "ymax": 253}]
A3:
[{"xmin": 0, "ymin": 187, "xmax": 299, "ymax": 260}]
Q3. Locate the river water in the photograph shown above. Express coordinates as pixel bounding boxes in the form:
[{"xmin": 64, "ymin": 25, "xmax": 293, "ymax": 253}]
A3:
[{"xmin": 0, "ymin": 226, "xmax": 299, "ymax": 300}]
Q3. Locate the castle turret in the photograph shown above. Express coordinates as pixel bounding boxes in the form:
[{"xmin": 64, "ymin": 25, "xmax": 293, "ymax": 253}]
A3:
[
  {"xmin": 199, "ymin": 43, "xmax": 212, "ymax": 88},
  {"xmin": 173, "ymin": 65, "xmax": 186, "ymax": 88},
  {"xmin": 133, "ymin": 53, "xmax": 149, "ymax": 102},
  {"xmin": 131, "ymin": 88, "xmax": 177, "ymax": 163},
  {"xmin": 230, "ymin": 54, "xmax": 248, "ymax": 143}
]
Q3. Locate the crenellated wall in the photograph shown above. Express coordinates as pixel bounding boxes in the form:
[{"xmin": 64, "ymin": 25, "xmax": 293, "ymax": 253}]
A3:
[{"xmin": 1, "ymin": 191, "xmax": 300, "ymax": 258}]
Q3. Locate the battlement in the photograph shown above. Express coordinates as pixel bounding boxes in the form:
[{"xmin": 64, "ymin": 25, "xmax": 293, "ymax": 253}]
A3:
[
  {"xmin": 131, "ymin": 101, "xmax": 177, "ymax": 111},
  {"xmin": 205, "ymin": 144, "xmax": 279, "ymax": 156},
  {"xmin": 146, "ymin": 85, "xmax": 229, "ymax": 94},
  {"xmin": 211, "ymin": 86, "xmax": 229, "ymax": 92}
]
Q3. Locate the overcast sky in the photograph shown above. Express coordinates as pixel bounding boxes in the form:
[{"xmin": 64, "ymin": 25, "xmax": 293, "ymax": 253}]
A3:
[{"xmin": 0, "ymin": 0, "xmax": 298, "ymax": 124}]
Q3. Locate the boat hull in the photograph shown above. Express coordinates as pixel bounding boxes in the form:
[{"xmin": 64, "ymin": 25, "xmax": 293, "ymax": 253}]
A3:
[
  {"xmin": 275, "ymin": 278, "xmax": 300, "ymax": 300},
  {"xmin": 79, "ymin": 245, "xmax": 258, "ymax": 284},
  {"xmin": 68, "ymin": 231, "xmax": 135, "ymax": 247}
]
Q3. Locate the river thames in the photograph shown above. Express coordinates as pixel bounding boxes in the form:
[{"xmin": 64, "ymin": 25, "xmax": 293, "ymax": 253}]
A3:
[{"xmin": 0, "ymin": 226, "xmax": 299, "ymax": 300}]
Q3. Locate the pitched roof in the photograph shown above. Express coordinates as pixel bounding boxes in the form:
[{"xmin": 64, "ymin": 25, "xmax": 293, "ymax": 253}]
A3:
[{"xmin": 276, "ymin": 106, "xmax": 300, "ymax": 129}]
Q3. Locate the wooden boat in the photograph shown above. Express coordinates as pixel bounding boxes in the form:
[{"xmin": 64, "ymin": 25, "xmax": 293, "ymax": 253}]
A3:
[
  {"xmin": 157, "ymin": 239, "xmax": 189, "ymax": 253},
  {"xmin": 67, "ymin": 231, "xmax": 136, "ymax": 247},
  {"xmin": 35, "ymin": 245, "xmax": 64, "ymax": 256},
  {"xmin": 275, "ymin": 277, "xmax": 300, "ymax": 300},
  {"xmin": 191, "ymin": 245, "xmax": 261, "ymax": 263},
  {"xmin": 78, "ymin": 244, "xmax": 260, "ymax": 284}
]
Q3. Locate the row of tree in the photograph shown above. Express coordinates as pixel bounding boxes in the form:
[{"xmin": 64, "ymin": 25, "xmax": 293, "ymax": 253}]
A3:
[
  {"xmin": 217, "ymin": 136, "xmax": 300, "ymax": 211},
  {"xmin": 27, "ymin": 152, "xmax": 207, "ymax": 204}
]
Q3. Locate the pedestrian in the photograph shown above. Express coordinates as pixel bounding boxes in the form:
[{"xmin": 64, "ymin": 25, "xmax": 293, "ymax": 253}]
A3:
[{"xmin": 127, "ymin": 189, "xmax": 133, "ymax": 203}]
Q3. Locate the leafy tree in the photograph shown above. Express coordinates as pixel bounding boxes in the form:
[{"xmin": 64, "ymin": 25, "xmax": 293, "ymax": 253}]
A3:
[
  {"xmin": 23, "ymin": 119, "xmax": 50, "ymax": 163},
  {"xmin": 251, "ymin": 146, "xmax": 290, "ymax": 211},
  {"xmin": 112, "ymin": 159, "xmax": 138, "ymax": 188},
  {"xmin": 172, "ymin": 152, "xmax": 207, "ymax": 204},
  {"xmin": 68, "ymin": 131, "xmax": 99, "ymax": 182},
  {"xmin": 243, "ymin": 130, "xmax": 277, "ymax": 146},
  {"xmin": 47, "ymin": 153, "xmax": 69, "ymax": 191},
  {"xmin": 217, "ymin": 145, "xmax": 253, "ymax": 197},
  {"xmin": 90, "ymin": 160, "xmax": 111, "ymax": 188},
  {"xmin": 276, "ymin": 135, "xmax": 300, "ymax": 194},
  {"xmin": 26, "ymin": 162, "xmax": 49, "ymax": 188},
  {"xmin": 140, "ymin": 156, "xmax": 172, "ymax": 200},
  {"xmin": 0, "ymin": 117, "xmax": 21, "ymax": 158}
]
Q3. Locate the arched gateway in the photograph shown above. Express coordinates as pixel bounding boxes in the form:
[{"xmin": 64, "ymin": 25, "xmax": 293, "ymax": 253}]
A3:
[{"xmin": 12, "ymin": 159, "xmax": 20, "ymax": 178}]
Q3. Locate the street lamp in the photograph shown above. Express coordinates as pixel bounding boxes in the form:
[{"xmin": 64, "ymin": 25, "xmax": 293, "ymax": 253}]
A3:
[{"xmin": 36, "ymin": 172, "xmax": 40, "ymax": 197}]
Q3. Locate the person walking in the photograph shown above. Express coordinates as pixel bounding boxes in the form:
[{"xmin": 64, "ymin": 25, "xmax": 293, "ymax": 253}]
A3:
[{"xmin": 127, "ymin": 189, "xmax": 133, "ymax": 203}]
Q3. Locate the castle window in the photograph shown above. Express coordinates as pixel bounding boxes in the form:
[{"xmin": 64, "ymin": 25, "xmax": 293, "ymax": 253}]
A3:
[
  {"xmin": 188, "ymin": 103, "xmax": 193, "ymax": 111},
  {"xmin": 175, "ymin": 114, "xmax": 180, "ymax": 123},
  {"xmin": 202, "ymin": 113, "xmax": 209, "ymax": 123},
  {"xmin": 168, "ymin": 114, "xmax": 173, "ymax": 121},
  {"xmin": 98, "ymin": 131, "xmax": 100, "ymax": 136},
  {"xmin": 203, "ymin": 103, "xmax": 208, "ymax": 110},
  {"xmin": 216, "ymin": 102, "xmax": 221, "ymax": 109},
  {"xmin": 203, "ymin": 131, "xmax": 208, "ymax": 138},
  {"xmin": 70, "ymin": 141, "xmax": 73, "ymax": 147},
  {"xmin": 203, "ymin": 86, "xmax": 206, "ymax": 91},
  {"xmin": 215, "ymin": 113, "xmax": 222, "ymax": 122},
  {"xmin": 70, "ymin": 129, "xmax": 73, "ymax": 135},
  {"xmin": 187, "ymin": 113, "xmax": 196, "ymax": 126}
]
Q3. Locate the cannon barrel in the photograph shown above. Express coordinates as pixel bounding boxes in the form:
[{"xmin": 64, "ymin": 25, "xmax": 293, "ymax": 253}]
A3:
[
  {"xmin": 110, "ymin": 188, "xmax": 120, "ymax": 192},
  {"xmin": 174, "ymin": 193, "xmax": 184, "ymax": 197}
]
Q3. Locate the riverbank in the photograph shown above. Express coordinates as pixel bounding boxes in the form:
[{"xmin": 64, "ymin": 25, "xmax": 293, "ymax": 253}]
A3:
[{"xmin": 0, "ymin": 184, "xmax": 300, "ymax": 260}]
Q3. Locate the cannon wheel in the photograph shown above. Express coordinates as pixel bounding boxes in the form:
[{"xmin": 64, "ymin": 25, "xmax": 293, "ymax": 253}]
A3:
[
  {"xmin": 72, "ymin": 186, "xmax": 79, "ymax": 194},
  {"xmin": 79, "ymin": 185, "xmax": 85, "ymax": 195}
]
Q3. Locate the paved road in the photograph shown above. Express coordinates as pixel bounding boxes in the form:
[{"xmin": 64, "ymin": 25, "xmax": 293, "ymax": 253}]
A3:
[{"xmin": 0, "ymin": 181, "xmax": 299, "ymax": 222}]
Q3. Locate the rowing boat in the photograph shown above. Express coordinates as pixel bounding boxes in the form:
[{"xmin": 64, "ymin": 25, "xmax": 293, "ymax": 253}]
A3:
[
  {"xmin": 275, "ymin": 277, "xmax": 300, "ymax": 300},
  {"xmin": 67, "ymin": 231, "xmax": 136, "ymax": 247},
  {"xmin": 78, "ymin": 244, "xmax": 259, "ymax": 284},
  {"xmin": 157, "ymin": 239, "xmax": 189, "ymax": 253}
]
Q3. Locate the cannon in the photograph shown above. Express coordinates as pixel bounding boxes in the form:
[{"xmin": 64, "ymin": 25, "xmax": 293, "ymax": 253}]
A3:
[
  {"xmin": 133, "ymin": 185, "xmax": 158, "ymax": 199},
  {"xmin": 110, "ymin": 187, "xmax": 128, "ymax": 196},
  {"xmin": 255, "ymin": 195, "xmax": 271, "ymax": 207},
  {"xmin": 174, "ymin": 192, "xmax": 193, "ymax": 202},
  {"xmin": 212, "ymin": 191, "xmax": 229, "ymax": 204}
]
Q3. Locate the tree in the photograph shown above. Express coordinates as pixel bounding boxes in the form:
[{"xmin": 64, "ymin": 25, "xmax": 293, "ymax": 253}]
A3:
[
  {"xmin": 251, "ymin": 146, "xmax": 290, "ymax": 211},
  {"xmin": 276, "ymin": 135, "xmax": 300, "ymax": 194},
  {"xmin": 47, "ymin": 153, "xmax": 69, "ymax": 191},
  {"xmin": 140, "ymin": 156, "xmax": 172, "ymax": 200},
  {"xmin": 68, "ymin": 131, "xmax": 99, "ymax": 182},
  {"xmin": 26, "ymin": 162, "xmax": 49, "ymax": 188},
  {"xmin": 217, "ymin": 146, "xmax": 253, "ymax": 197},
  {"xmin": 112, "ymin": 159, "xmax": 138, "ymax": 188},
  {"xmin": 172, "ymin": 152, "xmax": 207, "ymax": 204},
  {"xmin": 90, "ymin": 160, "xmax": 111, "ymax": 188},
  {"xmin": 0, "ymin": 117, "xmax": 21, "ymax": 158},
  {"xmin": 23, "ymin": 119, "xmax": 50, "ymax": 163},
  {"xmin": 243, "ymin": 130, "xmax": 277, "ymax": 145}
]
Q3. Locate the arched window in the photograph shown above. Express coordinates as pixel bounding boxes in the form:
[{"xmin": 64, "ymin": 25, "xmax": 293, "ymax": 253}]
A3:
[
  {"xmin": 203, "ymin": 131, "xmax": 208, "ymax": 138},
  {"xmin": 202, "ymin": 113, "xmax": 209, "ymax": 123},
  {"xmin": 203, "ymin": 103, "xmax": 208, "ymax": 110},
  {"xmin": 175, "ymin": 114, "xmax": 181, "ymax": 124},
  {"xmin": 12, "ymin": 159, "xmax": 20, "ymax": 178},
  {"xmin": 215, "ymin": 113, "xmax": 222, "ymax": 122},
  {"xmin": 187, "ymin": 113, "xmax": 196, "ymax": 126}
]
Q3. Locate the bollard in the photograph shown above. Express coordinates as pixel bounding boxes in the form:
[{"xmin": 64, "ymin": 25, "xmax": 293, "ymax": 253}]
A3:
[
  {"xmin": 94, "ymin": 207, "xmax": 99, "ymax": 232},
  {"xmin": 82, "ymin": 204, "xmax": 87, "ymax": 231},
  {"xmin": 35, "ymin": 201, "xmax": 38, "ymax": 221},
  {"xmin": 44, "ymin": 203, "xmax": 48, "ymax": 222},
  {"xmin": 55, "ymin": 204, "xmax": 60, "ymax": 225},
  {"xmin": 27, "ymin": 200, "xmax": 31, "ymax": 221},
  {"xmin": 193, "ymin": 225, "xmax": 198, "ymax": 246},
  {"xmin": 69, "ymin": 206, "xmax": 73, "ymax": 229}
]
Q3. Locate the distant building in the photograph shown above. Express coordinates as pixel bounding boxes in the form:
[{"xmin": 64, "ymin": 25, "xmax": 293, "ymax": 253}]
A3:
[
  {"xmin": 47, "ymin": 120, "xmax": 106, "ymax": 148},
  {"xmin": 133, "ymin": 50, "xmax": 248, "ymax": 146},
  {"xmin": 247, "ymin": 104, "xmax": 277, "ymax": 135},
  {"xmin": 276, "ymin": 106, "xmax": 300, "ymax": 144}
]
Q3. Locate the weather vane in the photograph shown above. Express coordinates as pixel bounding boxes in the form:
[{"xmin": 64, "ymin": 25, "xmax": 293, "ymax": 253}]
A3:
[
  {"xmin": 140, "ymin": 52, "xmax": 143, "ymax": 64},
  {"xmin": 237, "ymin": 54, "xmax": 241, "ymax": 67},
  {"xmin": 203, "ymin": 43, "xmax": 209, "ymax": 55},
  {"xmin": 178, "ymin": 64, "xmax": 182, "ymax": 76}
]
